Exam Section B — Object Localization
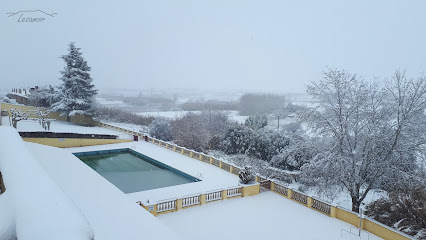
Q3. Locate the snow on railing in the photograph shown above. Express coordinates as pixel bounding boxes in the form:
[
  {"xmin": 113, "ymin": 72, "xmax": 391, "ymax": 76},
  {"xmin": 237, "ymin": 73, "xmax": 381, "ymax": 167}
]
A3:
[
  {"xmin": 192, "ymin": 152, "xmax": 200, "ymax": 159},
  {"xmin": 157, "ymin": 199, "xmax": 177, "ymax": 213},
  {"xmin": 205, "ymin": 190, "xmax": 222, "ymax": 202},
  {"xmin": 232, "ymin": 166, "xmax": 240, "ymax": 175},
  {"xmin": 221, "ymin": 162, "xmax": 231, "ymax": 171},
  {"xmin": 182, "ymin": 194, "xmax": 201, "ymax": 208},
  {"xmin": 200, "ymin": 154, "xmax": 210, "ymax": 163},
  {"xmin": 211, "ymin": 158, "xmax": 220, "ymax": 167},
  {"xmin": 274, "ymin": 183, "xmax": 288, "ymax": 197},
  {"xmin": 291, "ymin": 190, "xmax": 308, "ymax": 205},
  {"xmin": 227, "ymin": 187, "xmax": 242, "ymax": 198},
  {"xmin": 311, "ymin": 198, "xmax": 331, "ymax": 215},
  {"xmin": 182, "ymin": 148, "xmax": 191, "ymax": 156},
  {"xmin": 175, "ymin": 146, "xmax": 182, "ymax": 153}
]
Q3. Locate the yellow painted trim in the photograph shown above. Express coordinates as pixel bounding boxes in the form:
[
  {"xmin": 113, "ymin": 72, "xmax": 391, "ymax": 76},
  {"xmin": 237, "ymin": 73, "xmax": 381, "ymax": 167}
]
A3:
[{"xmin": 22, "ymin": 138, "xmax": 132, "ymax": 148}]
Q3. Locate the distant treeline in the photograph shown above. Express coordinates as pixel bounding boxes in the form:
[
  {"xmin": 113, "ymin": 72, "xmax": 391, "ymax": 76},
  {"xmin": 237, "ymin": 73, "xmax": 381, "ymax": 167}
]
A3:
[
  {"xmin": 238, "ymin": 93, "xmax": 286, "ymax": 115},
  {"xmin": 180, "ymin": 101, "xmax": 238, "ymax": 111},
  {"xmin": 92, "ymin": 107, "xmax": 154, "ymax": 126}
]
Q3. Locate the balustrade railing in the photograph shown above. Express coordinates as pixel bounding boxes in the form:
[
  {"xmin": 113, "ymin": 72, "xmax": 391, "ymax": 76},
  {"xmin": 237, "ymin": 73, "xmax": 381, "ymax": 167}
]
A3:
[
  {"xmin": 157, "ymin": 199, "xmax": 177, "ymax": 212},
  {"xmin": 311, "ymin": 198, "xmax": 331, "ymax": 215},
  {"xmin": 182, "ymin": 194, "xmax": 201, "ymax": 208},
  {"xmin": 227, "ymin": 187, "xmax": 242, "ymax": 198},
  {"xmin": 291, "ymin": 190, "xmax": 308, "ymax": 205},
  {"xmin": 212, "ymin": 158, "xmax": 220, "ymax": 167},
  {"xmin": 274, "ymin": 183, "xmax": 288, "ymax": 197},
  {"xmin": 205, "ymin": 190, "xmax": 222, "ymax": 202}
]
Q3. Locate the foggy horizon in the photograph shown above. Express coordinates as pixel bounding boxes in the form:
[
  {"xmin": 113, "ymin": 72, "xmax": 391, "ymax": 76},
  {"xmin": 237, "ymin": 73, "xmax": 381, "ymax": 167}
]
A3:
[{"xmin": 2, "ymin": 0, "xmax": 426, "ymax": 93}]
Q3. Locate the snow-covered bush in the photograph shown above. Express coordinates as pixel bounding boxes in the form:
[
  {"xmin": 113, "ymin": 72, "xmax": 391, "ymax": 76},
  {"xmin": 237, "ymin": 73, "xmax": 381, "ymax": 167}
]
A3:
[
  {"xmin": 365, "ymin": 187, "xmax": 426, "ymax": 239},
  {"xmin": 222, "ymin": 126, "xmax": 289, "ymax": 162},
  {"xmin": 149, "ymin": 118, "xmax": 173, "ymax": 141},
  {"xmin": 171, "ymin": 113, "xmax": 209, "ymax": 152},
  {"xmin": 221, "ymin": 125, "xmax": 254, "ymax": 155},
  {"xmin": 245, "ymin": 115, "xmax": 268, "ymax": 130},
  {"xmin": 270, "ymin": 135, "xmax": 316, "ymax": 171},
  {"xmin": 239, "ymin": 166, "xmax": 255, "ymax": 184},
  {"xmin": 92, "ymin": 107, "xmax": 154, "ymax": 126}
]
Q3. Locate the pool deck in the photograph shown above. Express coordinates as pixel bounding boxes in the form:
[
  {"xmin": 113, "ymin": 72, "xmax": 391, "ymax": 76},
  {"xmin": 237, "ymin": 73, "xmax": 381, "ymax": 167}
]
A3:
[
  {"xmin": 25, "ymin": 141, "xmax": 182, "ymax": 240},
  {"xmin": 65, "ymin": 141, "xmax": 242, "ymax": 206}
]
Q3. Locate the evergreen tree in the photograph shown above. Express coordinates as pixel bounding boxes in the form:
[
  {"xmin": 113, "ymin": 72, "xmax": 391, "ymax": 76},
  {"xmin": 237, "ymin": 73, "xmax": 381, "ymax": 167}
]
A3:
[{"xmin": 51, "ymin": 42, "xmax": 97, "ymax": 121}]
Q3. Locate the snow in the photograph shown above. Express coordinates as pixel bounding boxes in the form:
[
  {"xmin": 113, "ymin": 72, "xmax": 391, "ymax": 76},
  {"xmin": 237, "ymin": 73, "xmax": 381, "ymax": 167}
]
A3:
[
  {"xmin": 0, "ymin": 127, "xmax": 94, "ymax": 240},
  {"xmin": 137, "ymin": 110, "xmax": 201, "ymax": 119},
  {"xmin": 65, "ymin": 141, "xmax": 243, "ymax": 205},
  {"xmin": 1, "ymin": 116, "xmax": 132, "ymax": 139},
  {"xmin": 0, "ymin": 192, "xmax": 15, "ymax": 240},
  {"xmin": 99, "ymin": 120, "xmax": 147, "ymax": 133},
  {"xmin": 25, "ymin": 139, "xmax": 182, "ymax": 240},
  {"xmin": 158, "ymin": 191, "xmax": 383, "ymax": 240},
  {"xmin": 135, "ymin": 110, "xmax": 249, "ymax": 123}
]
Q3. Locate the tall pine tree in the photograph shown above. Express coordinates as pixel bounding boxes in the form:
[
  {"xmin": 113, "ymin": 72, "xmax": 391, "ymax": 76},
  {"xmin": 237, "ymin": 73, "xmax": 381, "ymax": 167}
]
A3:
[{"xmin": 52, "ymin": 42, "xmax": 97, "ymax": 121}]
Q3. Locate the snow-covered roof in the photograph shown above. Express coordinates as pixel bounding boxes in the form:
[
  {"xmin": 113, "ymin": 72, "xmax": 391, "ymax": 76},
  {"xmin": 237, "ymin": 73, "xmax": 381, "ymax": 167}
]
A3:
[{"xmin": 0, "ymin": 127, "xmax": 93, "ymax": 240}]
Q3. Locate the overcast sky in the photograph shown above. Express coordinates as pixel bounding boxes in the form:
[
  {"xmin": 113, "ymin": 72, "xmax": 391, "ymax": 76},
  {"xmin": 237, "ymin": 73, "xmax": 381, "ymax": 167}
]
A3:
[{"xmin": 1, "ymin": 0, "xmax": 425, "ymax": 93}]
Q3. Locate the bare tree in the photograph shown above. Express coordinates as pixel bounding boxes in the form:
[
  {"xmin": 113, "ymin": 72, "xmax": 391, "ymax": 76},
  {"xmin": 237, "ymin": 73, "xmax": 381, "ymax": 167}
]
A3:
[{"xmin": 300, "ymin": 69, "xmax": 426, "ymax": 212}]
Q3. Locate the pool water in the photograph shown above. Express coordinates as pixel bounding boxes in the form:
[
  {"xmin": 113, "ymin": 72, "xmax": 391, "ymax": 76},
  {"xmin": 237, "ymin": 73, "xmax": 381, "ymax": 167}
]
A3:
[{"xmin": 74, "ymin": 149, "xmax": 199, "ymax": 193}]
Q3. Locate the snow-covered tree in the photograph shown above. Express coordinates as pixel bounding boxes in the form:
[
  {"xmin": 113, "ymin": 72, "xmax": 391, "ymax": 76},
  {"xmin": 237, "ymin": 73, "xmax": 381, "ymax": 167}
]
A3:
[
  {"xmin": 245, "ymin": 115, "xmax": 268, "ymax": 130},
  {"xmin": 300, "ymin": 69, "xmax": 426, "ymax": 213},
  {"xmin": 171, "ymin": 113, "xmax": 209, "ymax": 152},
  {"xmin": 149, "ymin": 118, "xmax": 173, "ymax": 141},
  {"xmin": 51, "ymin": 42, "xmax": 97, "ymax": 121},
  {"xmin": 271, "ymin": 135, "xmax": 317, "ymax": 171}
]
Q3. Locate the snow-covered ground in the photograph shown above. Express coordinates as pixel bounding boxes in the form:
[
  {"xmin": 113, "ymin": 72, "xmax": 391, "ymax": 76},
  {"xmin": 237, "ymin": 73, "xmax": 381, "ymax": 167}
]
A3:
[
  {"xmin": 1, "ymin": 116, "xmax": 132, "ymax": 139},
  {"xmin": 98, "ymin": 120, "xmax": 149, "ymax": 134},
  {"xmin": 25, "ymin": 139, "xmax": 181, "ymax": 240},
  {"xmin": 158, "ymin": 191, "xmax": 382, "ymax": 240},
  {"xmin": 136, "ymin": 110, "xmax": 249, "ymax": 123}
]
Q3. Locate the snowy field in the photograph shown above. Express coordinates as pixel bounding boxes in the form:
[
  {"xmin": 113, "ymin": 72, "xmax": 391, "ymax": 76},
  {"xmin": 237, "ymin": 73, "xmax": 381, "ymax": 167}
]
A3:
[
  {"xmin": 158, "ymin": 191, "xmax": 382, "ymax": 240},
  {"xmin": 136, "ymin": 110, "xmax": 249, "ymax": 123}
]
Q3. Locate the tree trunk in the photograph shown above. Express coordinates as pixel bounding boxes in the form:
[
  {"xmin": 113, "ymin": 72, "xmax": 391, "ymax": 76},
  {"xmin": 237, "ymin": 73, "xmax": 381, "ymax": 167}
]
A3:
[
  {"xmin": 66, "ymin": 115, "xmax": 71, "ymax": 122},
  {"xmin": 352, "ymin": 197, "xmax": 360, "ymax": 213}
]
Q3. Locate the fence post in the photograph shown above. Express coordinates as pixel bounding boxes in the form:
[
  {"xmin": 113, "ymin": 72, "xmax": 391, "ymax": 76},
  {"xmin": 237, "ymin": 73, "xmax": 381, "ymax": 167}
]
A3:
[
  {"xmin": 255, "ymin": 176, "xmax": 259, "ymax": 182},
  {"xmin": 219, "ymin": 161, "xmax": 223, "ymax": 168},
  {"xmin": 173, "ymin": 145, "xmax": 176, "ymax": 151},
  {"xmin": 307, "ymin": 196, "xmax": 313, "ymax": 208},
  {"xmin": 222, "ymin": 189, "xmax": 227, "ymax": 200},
  {"xmin": 176, "ymin": 199, "xmax": 183, "ymax": 211},
  {"xmin": 165, "ymin": 143, "xmax": 168, "ymax": 149},
  {"xmin": 209, "ymin": 157, "xmax": 213, "ymax": 164},
  {"xmin": 330, "ymin": 206, "xmax": 337, "ymax": 218},
  {"xmin": 200, "ymin": 194, "xmax": 206, "ymax": 205},
  {"xmin": 181, "ymin": 148, "xmax": 184, "ymax": 155},
  {"xmin": 190, "ymin": 151, "xmax": 193, "ymax": 158},
  {"xmin": 199, "ymin": 154, "xmax": 203, "ymax": 161},
  {"xmin": 287, "ymin": 188, "xmax": 293, "ymax": 199},
  {"xmin": 270, "ymin": 181, "xmax": 275, "ymax": 192}
]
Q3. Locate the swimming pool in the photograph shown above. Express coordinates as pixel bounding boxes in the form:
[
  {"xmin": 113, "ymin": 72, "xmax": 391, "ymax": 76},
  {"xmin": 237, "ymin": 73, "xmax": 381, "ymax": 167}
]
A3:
[{"xmin": 74, "ymin": 148, "xmax": 199, "ymax": 193}]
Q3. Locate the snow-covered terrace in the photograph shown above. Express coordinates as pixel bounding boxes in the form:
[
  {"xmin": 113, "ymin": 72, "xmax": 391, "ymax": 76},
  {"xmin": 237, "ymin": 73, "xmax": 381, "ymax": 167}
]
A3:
[
  {"xmin": 0, "ymin": 127, "xmax": 181, "ymax": 240},
  {"xmin": 0, "ymin": 118, "xmax": 398, "ymax": 240}
]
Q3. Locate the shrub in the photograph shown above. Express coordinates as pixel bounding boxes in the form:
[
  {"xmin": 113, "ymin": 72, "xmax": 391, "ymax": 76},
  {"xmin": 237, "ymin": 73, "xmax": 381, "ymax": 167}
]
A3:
[
  {"xmin": 149, "ymin": 118, "xmax": 173, "ymax": 141},
  {"xmin": 239, "ymin": 166, "xmax": 255, "ymax": 184},
  {"xmin": 365, "ymin": 187, "xmax": 426, "ymax": 239}
]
